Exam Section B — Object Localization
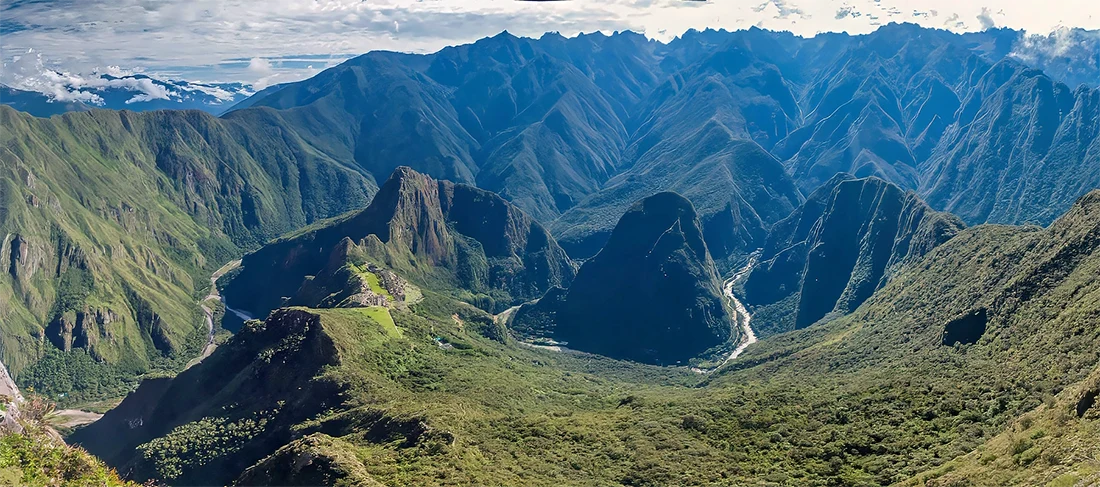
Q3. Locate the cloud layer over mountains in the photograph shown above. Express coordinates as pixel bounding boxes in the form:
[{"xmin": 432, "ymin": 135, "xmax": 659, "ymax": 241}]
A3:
[{"xmin": 2, "ymin": 0, "xmax": 1098, "ymax": 90}]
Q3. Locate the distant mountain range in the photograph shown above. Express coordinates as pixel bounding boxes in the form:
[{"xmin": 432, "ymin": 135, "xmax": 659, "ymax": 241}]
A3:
[
  {"xmin": 1, "ymin": 75, "xmax": 253, "ymax": 116},
  {"xmin": 3, "ymin": 20, "xmax": 1100, "ymax": 407},
  {"xmin": 5, "ymin": 22, "xmax": 1100, "ymax": 487},
  {"xmin": 228, "ymin": 24, "xmax": 1100, "ymax": 267}
]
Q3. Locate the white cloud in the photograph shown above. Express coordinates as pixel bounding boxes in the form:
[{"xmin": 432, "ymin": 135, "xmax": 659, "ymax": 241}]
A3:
[
  {"xmin": 1, "ymin": 0, "xmax": 1098, "ymax": 85},
  {"xmin": 977, "ymin": 7, "xmax": 996, "ymax": 31},
  {"xmin": 248, "ymin": 57, "xmax": 273, "ymax": 76}
]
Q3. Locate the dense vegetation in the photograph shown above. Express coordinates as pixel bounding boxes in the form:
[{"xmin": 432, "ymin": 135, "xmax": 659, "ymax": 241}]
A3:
[
  {"xmin": 0, "ymin": 428, "xmax": 137, "ymax": 487},
  {"xmin": 223, "ymin": 166, "xmax": 576, "ymax": 320},
  {"xmin": 0, "ymin": 394, "xmax": 137, "ymax": 487},
  {"xmin": 516, "ymin": 192, "xmax": 735, "ymax": 364},
  {"xmin": 742, "ymin": 175, "xmax": 964, "ymax": 336},
  {"xmin": 1, "ymin": 103, "xmax": 375, "ymax": 396},
  {"xmin": 67, "ymin": 190, "xmax": 1100, "ymax": 486},
  {"xmin": 6, "ymin": 23, "xmax": 1100, "ymax": 406},
  {"xmin": 4, "ymin": 21, "xmax": 1100, "ymax": 487}
]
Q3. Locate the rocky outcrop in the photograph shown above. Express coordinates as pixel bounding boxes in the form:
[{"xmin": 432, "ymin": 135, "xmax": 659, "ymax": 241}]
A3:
[
  {"xmin": 72, "ymin": 309, "xmax": 346, "ymax": 486},
  {"xmin": 234, "ymin": 433, "xmax": 384, "ymax": 487},
  {"xmin": 44, "ymin": 307, "xmax": 119, "ymax": 352},
  {"xmin": 225, "ymin": 167, "xmax": 576, "ymax": 319},
  {"xmin": 743, "ymin": 176, "xmax": 964, "ymax": 336}
]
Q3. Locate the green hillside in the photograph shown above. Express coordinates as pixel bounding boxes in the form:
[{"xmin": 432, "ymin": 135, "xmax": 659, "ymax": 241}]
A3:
[
  {"xmin": 68, "ymin": 190, "xmax": 1100, "ymax": 486},
  {"xmin": 0, "ymin": 105, "xmax": 375, "ymax": 399},
  {"xmin": 516, "ymin": 192, "xmax": 735, "ymax": 364}
]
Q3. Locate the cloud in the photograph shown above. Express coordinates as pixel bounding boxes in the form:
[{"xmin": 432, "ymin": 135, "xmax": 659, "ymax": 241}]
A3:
[
  {"xmin": 0, "ymin": 49, "xmax": 249, "ymax": 104},
  {"xmin": 976, "ymin": 7, "xmax": 995, "ymax": 31},
  {"xmin": 1010, "ymin": 27, "xmax": 1100, "ymax": 87},
  {"xmin": 248, "ymin": 57, "xmax": 273, "ymax": 75},
  {"xmin": 1, "ymin": 0, "xmax": 1098, "ymax": 85}
]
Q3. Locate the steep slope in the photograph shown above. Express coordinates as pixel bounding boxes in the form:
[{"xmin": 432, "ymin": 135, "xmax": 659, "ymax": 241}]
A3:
[
  {"xmin": 71, "ymin": 294, "xmax": 710, "ymax": 487},
  {"xmin": 776, "ymin": 24, "xmax": 991, "ymax": 192},
  {"xmin": 70, "ymin": 308, "xmax": 348, "ymax": 485},
  {"xmin": 717, "ymin": 190, "xmax": 1100, "ymax": 484},
  {"xmin": 921, "ymin": 61, "xmax": 1100, "ymax": 225},
  {"xmin": 222, "ymin": 166, "xmax": 575, "ymax": 320},
  {"xmin": 242, "ymin": 51, "xmax": 480, "ymax": 185},
  {"xmin": 69, "ymin": 192, "xmax": 1100, "ymax": 487},
  {"xmin": 0, "ymin": 426, "xmax": 137, "ymax": 486},
  {"xmin": 906, "ymin": 364, "xmax": 1100, "ymax": 487},
  {"xmin": 742, "ymin": 175, "xmax": 964, "ymax": 336},
  {"xmin": 516, "ymin": 192, "xmax": 734, "ymax": 364},
  {"xmin": 0, "ymin": 105, "xmax": 374, "ymax": 393},
  {"xmin": 244, "ymin": 33, "xmax": 647, "ymax": 222},
  {"xmin": 551, "ymin": 44, "xmax": 805, "ymax": 265},
  {"xmin": 217, "ymin": 24, "xmax": 1100, "ymax": 256}
]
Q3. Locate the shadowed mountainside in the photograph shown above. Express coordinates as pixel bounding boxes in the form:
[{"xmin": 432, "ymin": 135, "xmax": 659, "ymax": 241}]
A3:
[
  {"xmin": 515, "ymin": 192, "xmax": 733, "ymax": 364},
  {"xmin": 741, "ymin": 175, "xmax": 964, "ymax": 336},
  {"xmin": 222, "ymin": 166, "xmax": 576, "ymax": 320}
]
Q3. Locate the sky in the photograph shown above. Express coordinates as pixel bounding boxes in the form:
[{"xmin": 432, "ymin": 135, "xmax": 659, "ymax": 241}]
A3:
[{"xmin": 2, "ymin": 0, "xmax": 1099, "ymax": 94}]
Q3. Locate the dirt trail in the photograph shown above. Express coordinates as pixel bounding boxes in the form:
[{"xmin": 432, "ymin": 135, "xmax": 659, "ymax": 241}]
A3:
[
  {"xmin": 47, "ymin": 409, "xmax": 103, "ymax": 429},
  {"xmin": 494, "ymin": 304, "xmax": 523, "ymax": 326}
]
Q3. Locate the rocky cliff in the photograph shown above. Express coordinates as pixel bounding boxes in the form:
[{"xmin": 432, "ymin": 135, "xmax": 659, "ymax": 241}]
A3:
[
  {"xmin": 223, "ymin": 167, "xmax": 576, "ymax": 319},
  {"xmin": 743, "ymin": 175, "xmax": 964, "ymax": 336},
  {"xmin": 517, "ymin": 192, "xmax": 734, "ymax": 364}
]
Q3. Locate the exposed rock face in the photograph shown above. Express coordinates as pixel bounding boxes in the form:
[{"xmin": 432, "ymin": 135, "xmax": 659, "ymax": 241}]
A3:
[
  {"xmin": 225, "ymin": 167, "xmax": 576, "ymax": 319},
  {"xmin": 743, "ymin": 175, "xmax": 964, "ymax": 336},
  {"xmin": 44, "ymin": 307, "xmax": 118, "ymax": 352},
  {"xmin": 520, "ymin": 192, "xmax": 733, "ymax": 364}
]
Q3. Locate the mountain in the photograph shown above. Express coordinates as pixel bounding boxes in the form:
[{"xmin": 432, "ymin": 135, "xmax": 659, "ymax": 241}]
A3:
[
  {"xmin": 222, "ymin": 166, "xmax": 576, "ymax": 319},
  {"xmin": 1, "ymin": 85, "xmax": 92, "ymax": 117},
  {"xmin": 515, "ymin": 192, "xmax": 733, "ymax": 364},
  {"xmin": 71, "ymin": 190, "xmax": 1100, "ymax": 486},
  {"xmin": 2, "ymin": 75, "xmax": 253, "ymax": 117},
  {"xmin": 235, "ymin": 32, "xmax": 812, "ymax": 265},
  {"xmin": 741, "ymin": 175, "xmax": 964, "ymax": 336},
  {"xmin": 221, "ymin": 83, "xmax": 290, "ymax": 113},
  {"xmin": 723, "ymin": 189, "xmax": 1100, "ymax": 485},
  {"xmin": 550, "ymin": 42, "xmax": 806, "ymax": 266},
  {"xmin": 222, "ymin": 24, "xmax": 1099, "ymax": 265},
  {"xmin": 920, "ymin": 61, "xmax": 1100, "ymax": 225},
  {"xmin": 0, "ymin": 105, "xmax": 374, "ymax": 398},
  {"xmin": 775, "ymin": 24, "xmax": 993, "ymax": 192}
]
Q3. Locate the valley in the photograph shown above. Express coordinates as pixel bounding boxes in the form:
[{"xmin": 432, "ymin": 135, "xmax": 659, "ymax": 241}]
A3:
[{"xmin": 2, "ymin": 20, "xmax": 1100, "ymax": 487}]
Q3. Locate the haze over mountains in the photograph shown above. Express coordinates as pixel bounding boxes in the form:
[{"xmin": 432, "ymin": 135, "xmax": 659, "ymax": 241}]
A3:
[
  {"xmin": 1, "ymin": 74, "xmax": 253, "ymax": 116},
  {"xmin": 3, "ymin": 20, "xmax": 1099, "ymax": 392},
  {"xmin": 3, "ymin": 21, "xmax": 1100, "ymax": 487}
]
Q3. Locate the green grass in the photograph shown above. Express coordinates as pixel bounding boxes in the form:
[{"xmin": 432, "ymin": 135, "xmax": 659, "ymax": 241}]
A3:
[
  {"xmin": 325, "ymin": 307, "xmax": 402, "ymax": 339},
  {"xmin": 364, "ymin": 272, "xmax": 393, "ymax": 300}
]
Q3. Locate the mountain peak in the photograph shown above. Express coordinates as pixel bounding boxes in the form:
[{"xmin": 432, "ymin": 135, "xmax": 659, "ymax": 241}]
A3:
[
  {"xmin": 745, "ymin": 176, "xmax": 964, "ymax": 335},
  {"xmin": 224, "ymin": 166, "xmax": 575, "ymax": 318},
  {"xmin": 518, "ymin": 192, "xmax": 733, "ymax": 364}
]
